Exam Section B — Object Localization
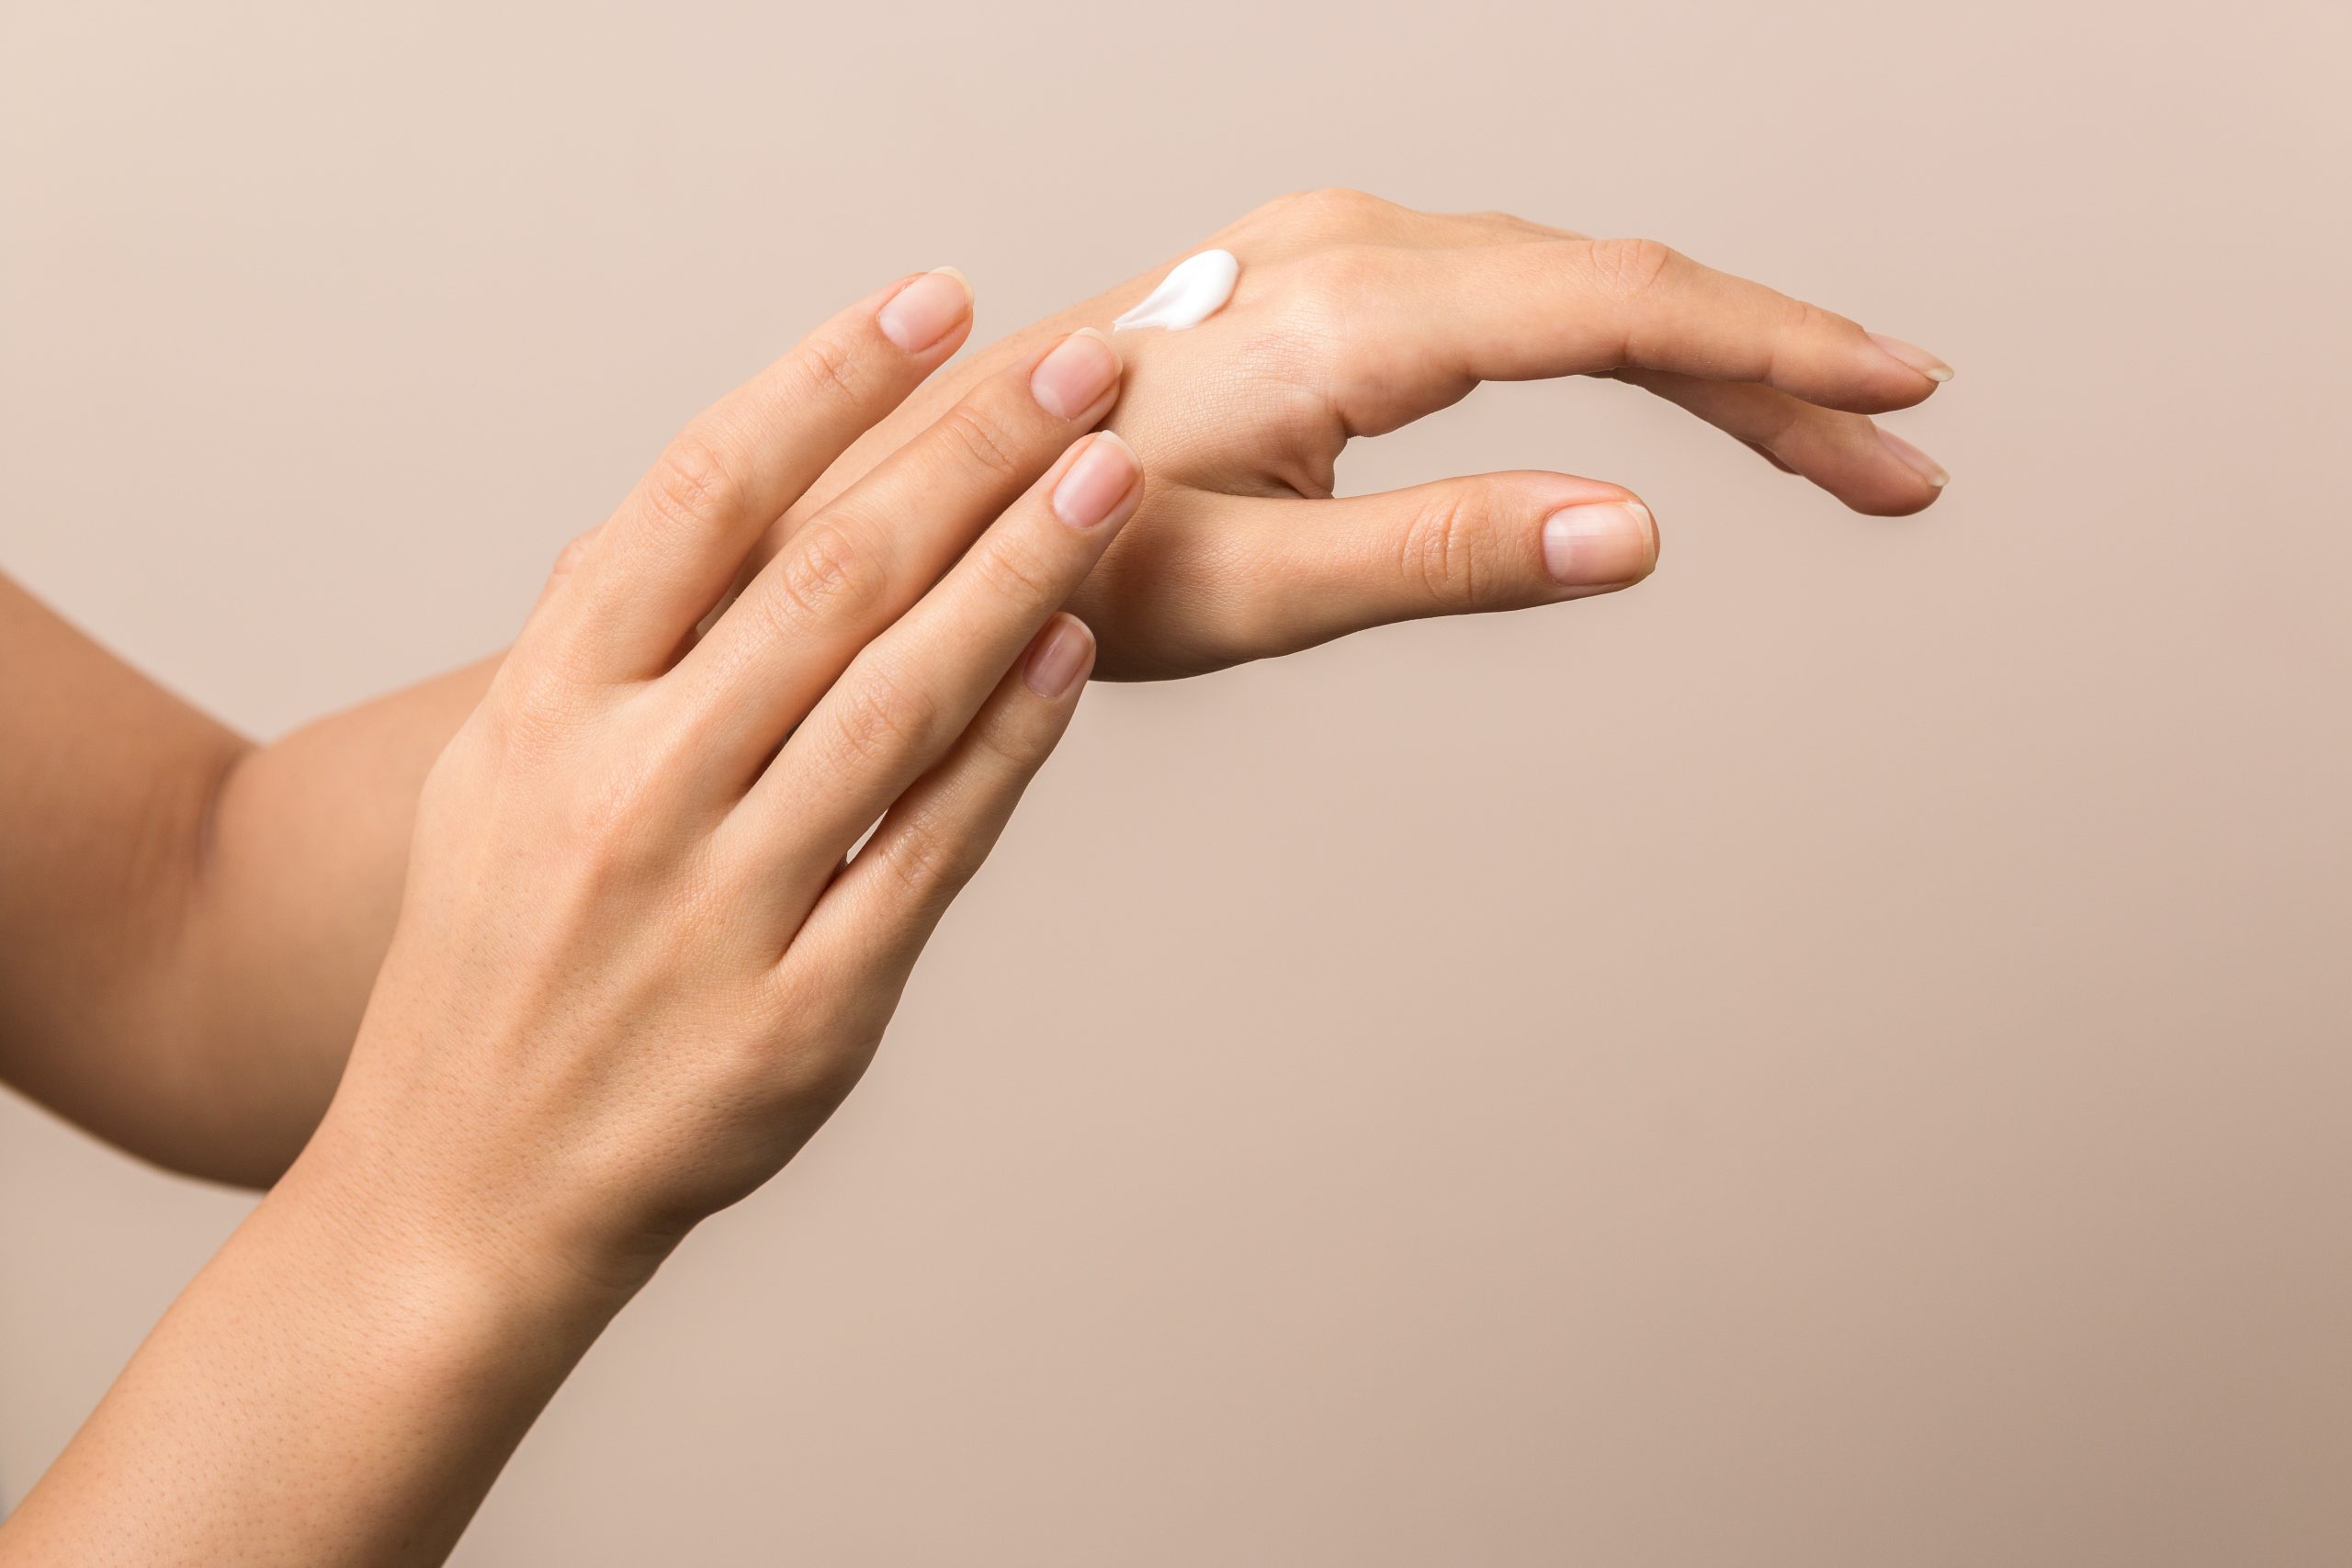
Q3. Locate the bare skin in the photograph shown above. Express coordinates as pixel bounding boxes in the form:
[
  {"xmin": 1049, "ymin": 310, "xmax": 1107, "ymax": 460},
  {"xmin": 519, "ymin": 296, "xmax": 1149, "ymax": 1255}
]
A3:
[
  {"xmin": 0, "ymin": 192, "xmax": 1951, "ymax": 1564},
  {"xmin": 2, "ymin": 267, "xmax": 1145, "ymax": 1567},
  {"xmin": 780, "ymin": 191, "xmax": 1950, "ymax": 679},
  {"xmin": 0, "ymin": 192, "xmax": 1948, "ymax": 1190}
]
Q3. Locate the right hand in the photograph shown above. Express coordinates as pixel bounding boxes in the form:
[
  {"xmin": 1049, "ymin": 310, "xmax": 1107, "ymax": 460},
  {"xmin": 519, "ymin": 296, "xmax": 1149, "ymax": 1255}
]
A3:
[{"xmin": 302, "ymin": 269, "xmax": 1140, "ymax": 1293}]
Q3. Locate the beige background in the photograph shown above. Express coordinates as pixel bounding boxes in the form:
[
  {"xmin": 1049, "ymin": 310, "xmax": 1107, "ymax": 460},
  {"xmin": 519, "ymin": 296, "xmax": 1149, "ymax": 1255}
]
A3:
[{"xmin": 5, "ymin": 0, "xmax": 2349, "ymax": 1562}]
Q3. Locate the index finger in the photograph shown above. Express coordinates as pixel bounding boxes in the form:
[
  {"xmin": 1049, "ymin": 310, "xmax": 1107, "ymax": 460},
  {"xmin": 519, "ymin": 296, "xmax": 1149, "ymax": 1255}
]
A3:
[
  {"xmin": 1314, "ymin": 238, "xmax": 1950, "ymax": 432},
  {"xmin": 533, "ymin": 267, "xmax": 977, "ymax": 685}
]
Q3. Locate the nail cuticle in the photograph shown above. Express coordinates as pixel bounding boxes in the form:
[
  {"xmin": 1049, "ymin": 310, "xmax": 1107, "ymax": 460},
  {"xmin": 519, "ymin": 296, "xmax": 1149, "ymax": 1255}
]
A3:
[
  {"xmin": 876, "ymin": 267, "xmax": 973, "ymax": 353},
  {"xmin": 1030, "ymin": 329, "xmax": 1122, "ymax": 420},
  {"xmin": 1050, "ymin": 433, "xmax": 1139, "ymax": 530},
  {"xmin": 1541, "ymin": 499, "xmax": 1656, "ymax": 588}
]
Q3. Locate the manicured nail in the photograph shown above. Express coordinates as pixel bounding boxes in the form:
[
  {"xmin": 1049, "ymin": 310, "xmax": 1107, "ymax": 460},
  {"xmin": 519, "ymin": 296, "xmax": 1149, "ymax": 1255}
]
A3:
[
  {"xmin": 1023, "ymin": 615, "xmax": 1094, "ymax": 698},
  {"xmin": 1869, "ymin": 333, "xmax": 1953, "ymax": 383},
  {"xmin": 876, "ymin": 267, "xmax": 972, "ymax": 353},
  {"xmin": 1876, "ymin": 427, "xmax": 1950, "ymax": 489},
  {"xmin": 1030, "ymin": 328, "xmax": 1121, "ymax": 420},
  {"xmin": 1541, "ymin": 500, "xmax": 1656, "ymax": 587},
  {"xmin": 1051, "ymin": 432, "xmax": 1140, "ymax": 530}
]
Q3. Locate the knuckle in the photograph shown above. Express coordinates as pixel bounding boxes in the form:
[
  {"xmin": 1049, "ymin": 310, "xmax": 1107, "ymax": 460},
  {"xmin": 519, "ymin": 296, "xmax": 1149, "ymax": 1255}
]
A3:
[
  {"xmin": 1462, "ymin": 208, "xmax": 1533, "ymax": 240},
  {"xmin": 790, "ymin": 326, "xmax": 869, "ymax": 406},
  {"xmin": 1758, "ymin": 397, "xmax": 1811, "ymax": 450},
  {"xmin": 770, "ymin": 520, "xmax": 883, "ymax": 626},
  {"xmin": 549, "ymin": 525, "xmax": 598, "ymax": 578},
  {"xmin": 1583, "ymin": 236, "xmax": 1678, "ymax": 299},
  {"xmin": 1470, "ymin": 210, "xmax": 1589, "ymax": 243},
  {"xmin": 732, "ymin": 974, "xmax": 874, "ymax": 1111},
  {"xmin": 1396, "ymin": 487, "xmax": 1496, "ymax": 610},
  {"xmin": 933, "ymin": 399, "xmax": 1030, "ymax": 484},
  {"xmin": 968, "ymin": 534, "xmax": 1064, "ymax": 613},
  {"xmin": 1768, "ymin": 299, "xmax": 1848, "ymax": 387},
  {"xmin": 827, "ymin": 657, "xmax": 942, "ymax": 771},
  {"xmin": 641, "ymin": 428, "xmax": 747, "ymax": 541},
  {"xmin": 967, "ymin": 705, "xmax": 1047, "ymax": 773},
  {"xmin": 1791, "ymin": 295, "xmax": 1855, "ymax": 342},
  {"xmin": 868, "ymin": 801, "xmax": 982, "ymax": 908},
  {"xmin": 1270, "ymin": 186, "xmax": 1389, "ymax": 234}
]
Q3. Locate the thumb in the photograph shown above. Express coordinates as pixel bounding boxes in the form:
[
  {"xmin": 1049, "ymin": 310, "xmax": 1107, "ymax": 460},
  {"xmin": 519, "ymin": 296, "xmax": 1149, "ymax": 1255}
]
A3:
[{"xmin": 1221, "ymin": 471, "xmax": 1660, "ymax": 658}]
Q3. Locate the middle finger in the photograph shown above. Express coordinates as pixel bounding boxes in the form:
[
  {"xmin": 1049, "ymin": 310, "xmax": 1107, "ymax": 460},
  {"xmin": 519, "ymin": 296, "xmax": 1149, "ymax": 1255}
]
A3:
[{"xmin": 670, "ymin": 328, "xmax": 1125, "ymax": 791}]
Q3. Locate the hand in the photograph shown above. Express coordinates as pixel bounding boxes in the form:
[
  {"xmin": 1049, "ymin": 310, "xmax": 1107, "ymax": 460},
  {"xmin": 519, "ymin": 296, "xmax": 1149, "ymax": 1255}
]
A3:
[
  {"xmin": 311, "ymin": 270, "xmax": 1139, "ymax": 1291},
  {"xmin": 1, "ymin": 271, "xmax": 1149, "ymax": 1567},
  {"xmin": 768, "ymin": 189, "xmax": 1953, "ymax": 679}
]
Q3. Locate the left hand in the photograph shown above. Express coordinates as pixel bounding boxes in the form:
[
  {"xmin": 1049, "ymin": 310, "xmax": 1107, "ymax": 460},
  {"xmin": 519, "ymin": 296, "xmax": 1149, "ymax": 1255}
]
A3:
[{"xmin": 764, "ymin": 188, "xmax": 1953, "ymax": 679}]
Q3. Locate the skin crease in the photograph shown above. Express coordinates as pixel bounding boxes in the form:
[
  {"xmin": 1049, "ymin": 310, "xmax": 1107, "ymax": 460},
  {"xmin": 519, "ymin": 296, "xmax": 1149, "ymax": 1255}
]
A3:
[
  {"xmin": 0, "ymin": 190, "xmax": 1951, "ymax": 1562},
  {"xmin": 0, "ymin": 197, "xmax": 1950, "ymax": 1167},
  {"xmin": 761, "ymin": 190, "xmax": 1951, "ymax": 679},
  {"xmin": 0, "ymin": 192, "xmax": 1951, "ymax": 1193},
  {"xmin": 0, "ymin": 273, "xmax": 1145, "ymax": 1567}
]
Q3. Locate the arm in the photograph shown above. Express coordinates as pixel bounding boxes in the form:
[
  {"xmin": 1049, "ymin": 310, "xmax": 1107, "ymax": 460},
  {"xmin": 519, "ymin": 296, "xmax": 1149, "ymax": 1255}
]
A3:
[
  {"xmin": 2, "ymin": 191, "xmax": 1951, "ymax": 1188},
  {"xmin": 1, "ymin": 267, "xmax": 1128, "ymax": 1565},
  {"xmin": 0, "ymin": 571, "xmax": 495, "ymax": 1184},
  {"xmin": 763, "ymin": 189, "xmax": 1952, "ymax": 679}
]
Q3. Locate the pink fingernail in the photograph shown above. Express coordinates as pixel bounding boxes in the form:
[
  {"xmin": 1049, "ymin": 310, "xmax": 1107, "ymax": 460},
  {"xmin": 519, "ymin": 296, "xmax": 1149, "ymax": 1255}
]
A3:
[
  {"xmin": 1868, "ymin": 333, "xmax": 1953, "ymax": 383},
  {"xmin": 1541, "ymin": 500, "xmax": 1656, "ymax": 587},
  {"xmin": 876, "ymin": 267, "xmax": 972, "ymax": 353},
  {"xmin": 1030, "ymin": 328, "xmax": 1121, "ymax": 420},
  {"xmin": 1876, "ymin": 427, "xmax": 1951, "ymax": 488},
  {"xmin": 1050, "ymin": 433, "xmax": 1140, "ymax": 530},
  {"xmin": 1023, "ymin": 615, "xmax": 1095, "ymax": 698}
]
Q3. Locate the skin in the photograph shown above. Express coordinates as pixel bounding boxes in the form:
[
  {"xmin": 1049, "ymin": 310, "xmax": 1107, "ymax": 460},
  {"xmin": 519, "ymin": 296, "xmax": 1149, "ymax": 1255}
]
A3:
[
  {"xmin": 775, "ymin": 191, "xmax": 1951, "ymax": 679},
  {"xmin": 0, "ymin": 197, "xmax": 1950, "ymax": 1190},
  {"xmin": 0, "ymin": 191, "xmax": 1950, "ymax": 1560},
  {"xmin": 1, "ymin": 268, "xmax": 1146, "ymax": 1565}
]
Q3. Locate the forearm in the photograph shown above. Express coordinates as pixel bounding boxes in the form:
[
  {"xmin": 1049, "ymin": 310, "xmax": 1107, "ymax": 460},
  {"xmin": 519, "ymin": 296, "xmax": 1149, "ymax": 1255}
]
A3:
[
  {"xmin": 174, "ymin": 656, "xmax": 498, "ymax": 1182},
  {"xmin": 0, "ymin": 573, "xmax": 501, "ymax": 1184},
  {"xmin": 0, "ymin": 1119, "xmax": 633, "ymax": 1567}
]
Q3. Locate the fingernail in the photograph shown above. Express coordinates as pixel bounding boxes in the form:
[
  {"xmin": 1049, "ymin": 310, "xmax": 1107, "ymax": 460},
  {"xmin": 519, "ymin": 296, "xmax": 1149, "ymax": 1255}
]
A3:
[
  {"xmin": 1051, "ymin": 432, "xmax": 1141, "ymax": 531},
  {"xmin": 876, "ymin": 267, "xmax": 972, "ymax": 353},
  {"xmin": 1541, "ymin": 500, "xmax": 1656, "ymax": 587},
  {"xmin": 1030, "ymin": 328, "xmax": 1121, "ymax": 420},
  {"xmin": 1869, "ymin": 333, "xmax": 1953, "ymax": 383},
  {"xmin": 1876, "ymin": 427, "xmax": 1950, "ymax": 489},
  {"xmin": 1023, "ymin": 615, "xmax": 1094, "ymax": 698}
]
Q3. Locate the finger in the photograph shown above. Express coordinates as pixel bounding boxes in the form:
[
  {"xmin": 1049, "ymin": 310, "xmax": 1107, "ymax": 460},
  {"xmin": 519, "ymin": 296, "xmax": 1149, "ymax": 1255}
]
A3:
[
  {"xmin": 1317, "ymin": 239, "xmax": 1951, "ymax": 434},
  {"xmin": 1609, "ymin": 368, "xmax": 1951, "ymax": 515},
  {"xmin": 790, "ymin": 614, "xmax": 1095, "ymax": 983},
  {"xmin": 721, "ymin": 432, "xmax": 1138, "ymax": 919},
  {"xmin": 672, "ymin": 329, "xmax": 1124, "ymax": 787},
  {"xmin": 1165, "ymin": 471, "xmax": 1660, "ymax": 663},
  {"xmin": 1358, "ymin": 218, "xmax": 1953, "ymax": 511},
  {"xmin": 537, "ymin": 267, "xmax": 976, "ymax": 684},
  {"xmin": 523, "ymin": 524, "xmax": 602, "ymax": 620},
  {"xmin": 1434, "ymin": 209, "xmax": 1587, "ymax": 243}
]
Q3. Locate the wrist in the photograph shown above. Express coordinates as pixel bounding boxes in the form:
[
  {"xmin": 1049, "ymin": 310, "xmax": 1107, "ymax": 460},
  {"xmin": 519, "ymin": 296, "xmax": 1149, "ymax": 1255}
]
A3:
[
  {"xmin": 2, "ymin": 1088, "xmax": 642, "ymax": 1563},
  {"xmin": 281, "ymin": 1098, "xmax": 663, "ymax": 1337}
]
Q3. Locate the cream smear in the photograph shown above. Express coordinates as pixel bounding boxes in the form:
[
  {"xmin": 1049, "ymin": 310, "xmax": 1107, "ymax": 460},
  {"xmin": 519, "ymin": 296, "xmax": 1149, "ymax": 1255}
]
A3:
[{"xmin": 1112, "ymin": 250, "xmax": 1240, "ymax": 333}]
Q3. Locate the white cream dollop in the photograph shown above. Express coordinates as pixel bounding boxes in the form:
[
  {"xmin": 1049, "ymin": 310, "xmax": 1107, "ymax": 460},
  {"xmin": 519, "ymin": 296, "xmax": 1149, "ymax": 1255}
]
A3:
[{"xmin": 1112, "ymin": 249, "xmax": 1240, "ymax": 333}]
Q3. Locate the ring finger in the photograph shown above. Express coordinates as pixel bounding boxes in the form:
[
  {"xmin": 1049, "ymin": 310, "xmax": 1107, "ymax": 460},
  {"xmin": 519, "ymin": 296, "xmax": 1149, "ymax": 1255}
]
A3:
[{"xmin": 723, "ymin": 431, "xmax": 1144, "ymax": 927}]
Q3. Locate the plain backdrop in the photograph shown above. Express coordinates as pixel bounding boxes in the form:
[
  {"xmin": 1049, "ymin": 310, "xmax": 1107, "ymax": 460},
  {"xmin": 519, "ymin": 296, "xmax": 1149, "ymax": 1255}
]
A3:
[{"xmin": 4, "ymin": 1, "xmax": 2348, "ymax": 1562}]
